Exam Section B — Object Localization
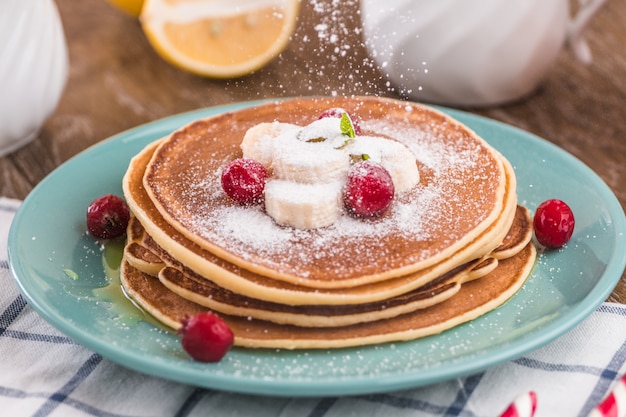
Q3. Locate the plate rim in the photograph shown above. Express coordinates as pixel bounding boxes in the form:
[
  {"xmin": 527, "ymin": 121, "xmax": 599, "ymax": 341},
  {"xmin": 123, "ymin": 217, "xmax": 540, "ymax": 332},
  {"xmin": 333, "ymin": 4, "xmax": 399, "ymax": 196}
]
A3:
[{"xmin": 8, "ymin": 99, "xmax": 626, "ymax": 397}]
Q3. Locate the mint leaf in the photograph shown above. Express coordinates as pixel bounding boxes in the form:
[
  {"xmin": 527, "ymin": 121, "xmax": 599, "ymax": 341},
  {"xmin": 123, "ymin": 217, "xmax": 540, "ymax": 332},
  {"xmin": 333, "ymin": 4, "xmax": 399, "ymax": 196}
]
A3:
[{"xmin": 340, "ymin": 112, "xmax": 356, "ymax": 138}]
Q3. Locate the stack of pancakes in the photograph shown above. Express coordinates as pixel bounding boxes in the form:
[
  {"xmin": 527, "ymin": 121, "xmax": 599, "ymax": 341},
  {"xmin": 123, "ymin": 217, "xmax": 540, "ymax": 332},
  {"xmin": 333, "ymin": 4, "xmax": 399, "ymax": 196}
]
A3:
[{"xmin": 120, "ymin": 97, "xmax": 536, "ymax": 349}]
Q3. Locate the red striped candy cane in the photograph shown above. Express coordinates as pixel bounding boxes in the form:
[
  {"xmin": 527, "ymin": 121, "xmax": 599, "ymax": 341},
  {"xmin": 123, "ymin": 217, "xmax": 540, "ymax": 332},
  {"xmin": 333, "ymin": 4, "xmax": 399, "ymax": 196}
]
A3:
[
  {"xmin": 587, "ymin": 374, "xmax": 626, "ymax": 417},
  {"xmin": 499, "ymin": 391, "xmax": 537, "ymax": 417}
]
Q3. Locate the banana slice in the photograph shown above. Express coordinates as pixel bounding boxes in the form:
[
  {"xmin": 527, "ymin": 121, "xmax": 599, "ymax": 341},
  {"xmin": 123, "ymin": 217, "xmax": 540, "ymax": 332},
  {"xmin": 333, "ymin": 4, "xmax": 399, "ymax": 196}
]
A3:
[
  {"xmin": 379, "ymin": 142, "xmax": 420, "ymax": 192},
  {"xmin": 271, "ymin": 138, "xmax": 350, "ymax": 184},
  {"xmin": 243, "ymin": 119, "xmax": 418, "ymax": 230},
  {"xmin": 241, "ymin": 122, "xmax": 299, "ymax": 168},
  {"xmin": 296, "ymin": 117, "xmax": 352, "ymax": 149},
  {"xmin": 345, "ymin": 136, "xmax": 419, "ymax": 193},
  {"xmin": 264, "ymin": 180, "xmax": 344, "ymax": 229}
]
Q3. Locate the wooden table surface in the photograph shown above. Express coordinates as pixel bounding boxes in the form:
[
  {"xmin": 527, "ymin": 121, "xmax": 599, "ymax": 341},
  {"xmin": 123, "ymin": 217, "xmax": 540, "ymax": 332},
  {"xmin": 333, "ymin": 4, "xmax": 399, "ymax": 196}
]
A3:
[{"xmin": 2, "ymin": 0, "xmax": 624, "ymax": 302}]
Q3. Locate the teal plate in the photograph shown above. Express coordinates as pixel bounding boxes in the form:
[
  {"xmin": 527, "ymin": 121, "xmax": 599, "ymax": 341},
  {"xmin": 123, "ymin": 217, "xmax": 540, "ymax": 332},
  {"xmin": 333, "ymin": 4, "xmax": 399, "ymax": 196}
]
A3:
[{"xmin": 8, "ymin": 101, "xmax": 626, "ymax": 397}]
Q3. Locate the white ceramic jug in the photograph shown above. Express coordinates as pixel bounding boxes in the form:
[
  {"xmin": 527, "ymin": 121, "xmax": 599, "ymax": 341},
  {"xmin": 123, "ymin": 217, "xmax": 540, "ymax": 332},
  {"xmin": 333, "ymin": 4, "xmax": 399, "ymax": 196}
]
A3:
[
  {"xmin": 361, "ymin": 0, "xmax": 606, "ymax": 107},
  {"xmin": 0, "ymin": 0, "xmax": 69, "ymax": 156}
]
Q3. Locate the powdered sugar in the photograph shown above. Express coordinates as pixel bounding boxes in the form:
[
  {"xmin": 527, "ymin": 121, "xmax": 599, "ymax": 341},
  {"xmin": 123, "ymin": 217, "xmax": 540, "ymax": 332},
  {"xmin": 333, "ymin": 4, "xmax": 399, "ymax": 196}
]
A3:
[
  {"xmin": 211, "ymin": 205, "xmax": 294, "ymax": 253},
  {"xmin": 364, "ymin": 119, "xmax": 478, "ymax": 176},
  {"xmin": 147, "ymin": 99, "xmax": 502, "ymax": 280},
  {"xmin": 188, "ymin": 173, "xmax": 448, "ymax": 278},
  {"xmin": 179, "ymin": 117, "xmax": 491, "ymax": 273}
]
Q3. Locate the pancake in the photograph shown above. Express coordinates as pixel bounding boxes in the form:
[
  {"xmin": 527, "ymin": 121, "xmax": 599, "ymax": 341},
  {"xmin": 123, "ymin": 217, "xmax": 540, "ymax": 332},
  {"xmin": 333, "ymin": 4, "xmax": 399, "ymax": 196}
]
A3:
[
  {"xmin": 126, "ymin": 204, "xmax": 532, "ymax": 280},
  {"xmin": 125, "ymin": 220, "xmax": 496, "ymax": 328},
  {"xmin": 124, "ymin": 202, "xmax": 531, "ymax": 327},
  {"xmin": 125, "ymin": 214, "xmax": 165, "ymax": 276},
  {"xmin": 157, "ymin": 258, "xmax": 494, "ymax": 327},
  {"xmin": 492, "ymin": 202, "xmax": 533, "ymax": 260},
  {"xmin": 140, "ymin": 97, "xmax": 512, "ymax": 288},
  {"xmin": 118, "ymin": 96, "xmax": 538, "ymax": 350},
  {"xmin": 119, "ymin": 242, "xmax": 536, "ymax": 349},
  {"xmin": 123, "ymin": 138, "xmax": 519, "ymax": 305}
]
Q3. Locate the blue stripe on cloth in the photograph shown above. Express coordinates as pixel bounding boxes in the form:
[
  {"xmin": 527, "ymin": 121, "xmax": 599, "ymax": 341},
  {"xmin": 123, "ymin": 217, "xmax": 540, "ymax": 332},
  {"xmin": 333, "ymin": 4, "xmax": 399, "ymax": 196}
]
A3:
[
  {"xmin": 597, "ymin": 303, "xmax": 626, "ymax": 317},
  {"xmin": 578, "ymin": 304, "xmax": 626, "ymax": 417},
  {"xmin": 509, "ymin": 304, "xmax": 626, "ymax": 417},
  {"xmin": 353, "ymin": 373, "xmax": 483, "ymax": 417},
  {"xmin": 306, "ymin": 398, "xmax": 337, "ymax": 417},
  {"xmin": 0, "ymin": 385, "xmax": 32, "ymax": 400},
  {"xmin": 441, "ymin": 372, "xmax": 483, "ymax": 417},
  {"xmin": 0, "ymin": 202, "xmax": 18, "ymax": 213},
  {"xmin": 1, "ymin": 328, "xmax": 76, "ymax": 345},
  {"xmin": 0, "ymin": 295, "xmax": 27, "ymax": 333},
  {"xmin": 512, "ymin": 304, "xmax": 626, "ymax": 379},
  {"xmin": 512, "ymin": 357, "xmax": 608, "ymax": 376},
  {"xmin": 31, "ymin": 353, "xmax": 103, "ymax": 417},
  {"xmin": 0, "ymin": 288, "xmax": 76, "ymax": 345},
  {"xmin": 0, "ymin": 384, "xmax": 144, "ymax": 417},
  {"xmin": 174, "ymin": 388, "xmax": 213, "ymax": 417},
  {"xmin": 46, "ymin": 398, "xmax": 144, "ymax": 417},
  {"xmin": 359, "ymin": 393, "xmax": 455, "ymax": 416}
]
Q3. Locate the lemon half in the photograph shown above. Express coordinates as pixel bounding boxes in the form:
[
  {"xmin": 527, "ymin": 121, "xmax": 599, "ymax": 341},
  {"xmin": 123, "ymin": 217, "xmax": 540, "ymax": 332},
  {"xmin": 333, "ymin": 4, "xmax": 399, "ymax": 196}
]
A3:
[{"xmin": 140, "ymin": 0, "xmax": 300, "ymax": 78}]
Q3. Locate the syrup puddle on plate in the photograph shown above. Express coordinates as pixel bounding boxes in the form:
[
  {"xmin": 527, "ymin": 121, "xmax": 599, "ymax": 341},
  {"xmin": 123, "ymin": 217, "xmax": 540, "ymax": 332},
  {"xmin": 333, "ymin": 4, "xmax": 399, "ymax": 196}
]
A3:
[{"xmin": 92, "ymin": 239, "xmax": 168, "ymax": 331}]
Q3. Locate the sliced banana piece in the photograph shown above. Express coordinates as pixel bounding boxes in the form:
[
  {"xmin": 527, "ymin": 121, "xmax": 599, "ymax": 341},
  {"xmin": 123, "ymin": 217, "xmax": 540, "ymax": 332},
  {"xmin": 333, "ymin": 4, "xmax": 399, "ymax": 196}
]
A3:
[
  {"xmin": 241, "ymin": 122, "xmax": 299, "ymax": 168},
  {"xmin": 379, "ymin": 142, "xmax": 420, "ymax": 192},
  {"xmin": 242, "ymin": 118, "xmax": 419, "ymax": 230},
  {"xmin": 264, "ymin": 180, "xmax": 344, "ymax": 229},
  {"xmin": 271, "ymin": 138, "xmax": 350, "ymax": 184},
  {"xmin": 296, "ymin": 117, "xmax": 352, "ymax": 149}
]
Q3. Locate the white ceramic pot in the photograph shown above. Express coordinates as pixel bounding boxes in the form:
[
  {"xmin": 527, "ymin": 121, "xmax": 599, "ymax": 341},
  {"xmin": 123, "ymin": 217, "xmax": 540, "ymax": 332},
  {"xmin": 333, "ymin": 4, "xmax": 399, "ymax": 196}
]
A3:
[
  {"xmin": 361, "ymin": 0, "xmax": 606, "ymax": 107},
  {"xmin": 0, "ymin": 0, "xmax": 69, "ymax": 156}
]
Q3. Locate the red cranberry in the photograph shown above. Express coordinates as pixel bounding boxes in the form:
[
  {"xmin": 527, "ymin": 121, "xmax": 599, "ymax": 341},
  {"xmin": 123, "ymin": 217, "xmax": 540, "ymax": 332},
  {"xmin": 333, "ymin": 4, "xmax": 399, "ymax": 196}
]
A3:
[
  {"xmin": 533, "ymin": 199, "xmax": 575, "ymax": 248},
  {"xmin": 221, "ymin": 158, "xmax": 268, "ymax": 205},
  {"xmin": 179, "ymin": 312, "xmax": 234, "ymax": 363},
  {"xmin": 344, "ymin": 161, "xmax": 395, "ymax": 218},
  {"xmin": 86, "ymin": 194, "xmax": 130, "ymax": 239}
]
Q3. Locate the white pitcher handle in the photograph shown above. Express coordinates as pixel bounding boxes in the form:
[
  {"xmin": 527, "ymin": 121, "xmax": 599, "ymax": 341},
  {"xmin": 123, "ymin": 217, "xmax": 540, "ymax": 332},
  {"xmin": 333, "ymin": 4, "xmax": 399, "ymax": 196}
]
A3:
[{"xmin": 567, "ymin": 0, "xmax": 607, "ymax": 64}]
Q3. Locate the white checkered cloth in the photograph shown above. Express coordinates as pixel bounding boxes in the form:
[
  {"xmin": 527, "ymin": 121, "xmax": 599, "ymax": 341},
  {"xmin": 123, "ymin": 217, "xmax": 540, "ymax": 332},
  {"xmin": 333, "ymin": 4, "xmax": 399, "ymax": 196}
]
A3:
[{"xmin": 1, "ymin": 197, "xmax": 625, "ymax": 417}]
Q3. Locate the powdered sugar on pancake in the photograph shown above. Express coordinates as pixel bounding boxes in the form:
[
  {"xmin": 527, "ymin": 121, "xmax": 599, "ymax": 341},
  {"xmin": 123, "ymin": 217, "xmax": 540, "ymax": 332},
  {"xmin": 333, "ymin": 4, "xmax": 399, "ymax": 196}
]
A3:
[
  {"xmin": 364, "ymin": 120, "xmax": 479, "ymax": 176},
  {"xmin": 170, "ymin": 122, "xmax": 492, "ymax": 278},
  {"xmin": 143, "ymin": 98, "xmax": 506, "ymax": 282}
]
